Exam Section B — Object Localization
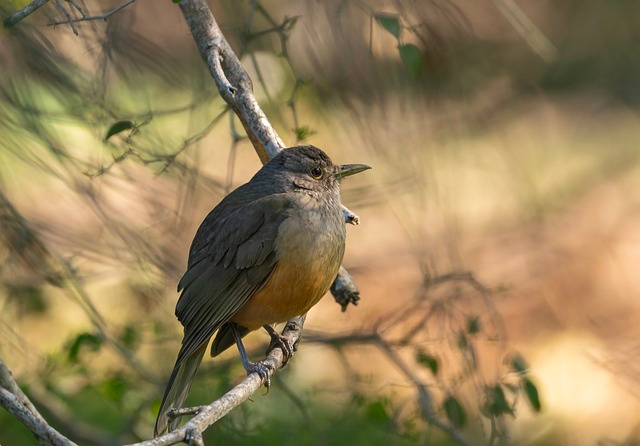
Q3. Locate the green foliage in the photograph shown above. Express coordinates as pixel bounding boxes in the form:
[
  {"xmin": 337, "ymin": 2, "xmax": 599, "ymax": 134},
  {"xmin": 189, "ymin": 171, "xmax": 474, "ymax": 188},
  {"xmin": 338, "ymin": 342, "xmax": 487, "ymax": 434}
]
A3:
[
  {"xmin": 398, "ymin": 44, "xmax": 423, "ymax": 78},
  {"xmin": 119, "ymin": 324, "xmax": 140, "ymax": 351},
  {"xmin": 374, "ymin": 12, "xmax": 424, "ymax": 78},
  {"xmin": 522, "ymin": 377, "xmax": 542, "ymax": 412},
  {"xmin": 510, "ymin": 352, "xmax": 530, "ymax": 374},
  {"xmin": 198, "ymin": 388, "xmax": 432, "ymax": 446},
  {"xmin": 4, "ymin": 284, "xmax": 47, "ymax": 314},
  {"xmin": 104, "ymin": 120, "xmax": 136, "ymax": 141},
  {"xmin": 416, "ymin": 348, "xmax": 439, "ymax": 376},
  {"xmin": 294, "ymin": 125, "xmax": 317, "ymax": 141},
  {"xmin": 466, "ymin": 316, "xmax": 481, "ymax": 335},
  {"xmin": 365, "ymin": 399, "xmax": 392, "ymax": 424},
  {"xmin": 443, "ymin": 395, "xmax": 467, "ymax": 428},
  {"xmin": 374, "ymin": 13, "xmax": 401, "ymax": 39},
  {"xmin": 485, "ymin": 384, "xmax": 514, "ymax": 417},
  {"xmin": 101, "ymin": 374, "xmax": 128, "ymax": 404},
  {"xmin": 66, "ymin": 332, "xmax": 103, "ymax": 363}
]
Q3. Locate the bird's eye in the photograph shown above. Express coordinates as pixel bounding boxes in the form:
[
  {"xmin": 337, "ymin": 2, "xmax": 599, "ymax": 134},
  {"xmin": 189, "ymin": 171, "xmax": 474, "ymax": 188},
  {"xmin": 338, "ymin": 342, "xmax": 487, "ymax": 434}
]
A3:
[{"xmin": 310, "ymin": 166, "xmax": 324, "ymax": 179}]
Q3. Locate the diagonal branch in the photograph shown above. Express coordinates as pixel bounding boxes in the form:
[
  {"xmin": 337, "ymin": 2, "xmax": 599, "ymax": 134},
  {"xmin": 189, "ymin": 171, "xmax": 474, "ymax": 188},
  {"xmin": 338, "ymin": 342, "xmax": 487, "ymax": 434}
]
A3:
[
  {"xmin": 3, "ymin": 0, "xmax": 49, "ymax": 28},
  {"xmin": 177, "ymin": 0, "xmax": 361, "ymax": 309},
  {"xmin": 0, "ymin": 358, "xmax": 78, "ymax": 446},
  {"xmin": 125, "ymin": 316, "xmax": 306, "ymax": 446},
  {"xmin": 177, "ymin": 0, "xmax": 284, "ymax": 164}
]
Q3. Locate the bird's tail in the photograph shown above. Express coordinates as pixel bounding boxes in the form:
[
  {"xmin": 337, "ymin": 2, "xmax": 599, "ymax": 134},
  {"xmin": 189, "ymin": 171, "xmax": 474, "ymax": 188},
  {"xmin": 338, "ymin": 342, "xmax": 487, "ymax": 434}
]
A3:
[{"xmin": 154, "ymin": 343, "xmax": 207, "ymax": 437}]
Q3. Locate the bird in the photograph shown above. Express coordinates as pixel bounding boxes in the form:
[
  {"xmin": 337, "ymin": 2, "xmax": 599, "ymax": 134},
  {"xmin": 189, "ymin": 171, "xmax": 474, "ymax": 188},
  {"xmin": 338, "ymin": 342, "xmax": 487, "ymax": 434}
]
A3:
[{"xmin": 154, "ymin": 145, "xmax": 370, "ymax": 435}]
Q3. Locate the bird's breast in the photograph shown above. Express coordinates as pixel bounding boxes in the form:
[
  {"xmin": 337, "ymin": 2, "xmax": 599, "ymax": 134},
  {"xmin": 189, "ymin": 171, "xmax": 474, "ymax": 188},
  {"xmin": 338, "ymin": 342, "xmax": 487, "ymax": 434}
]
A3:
[{"xmin": 230, "ymin": 205, "xmax": 346, "ymax": 330}]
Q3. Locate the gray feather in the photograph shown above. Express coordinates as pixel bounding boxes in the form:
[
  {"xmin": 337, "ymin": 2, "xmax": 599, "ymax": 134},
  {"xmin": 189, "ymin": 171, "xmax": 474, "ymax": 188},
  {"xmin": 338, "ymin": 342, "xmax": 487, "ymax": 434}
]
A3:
[{"xmin": 156, "ymin": 194, "xmax": 292, "ymax": 435}]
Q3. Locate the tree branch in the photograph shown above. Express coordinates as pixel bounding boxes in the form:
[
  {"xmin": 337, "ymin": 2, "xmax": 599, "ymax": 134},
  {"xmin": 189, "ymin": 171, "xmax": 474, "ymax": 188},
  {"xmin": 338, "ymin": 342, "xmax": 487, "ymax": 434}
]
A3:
[
  {"xmin": 126, "ymin": 316, "xmax": 306, "ymax": 446},
  {"xmin": 176, "ymin": 0, "xmax": 362, "ymax": 308},
  {"xmin": 177, "ymin": 0, "xmax": 283, "ymax": 164},
  {"xmin": 48, "ymin": 0, "xmax": 136, "ymax": 27},
  {"xmin": 3, "ymin": 0, "xmax": 49, "ymax": 28},
  {"xmin": 53, "ymin": 0, "xmax": 78, "ymax": 35},
  {"xmin": 0, "ymin": 358, "xmax": 78, "ymax": 446},
  {"xmin": 1, "ymin": 2, "xmax": 364, "ymax": 444}
]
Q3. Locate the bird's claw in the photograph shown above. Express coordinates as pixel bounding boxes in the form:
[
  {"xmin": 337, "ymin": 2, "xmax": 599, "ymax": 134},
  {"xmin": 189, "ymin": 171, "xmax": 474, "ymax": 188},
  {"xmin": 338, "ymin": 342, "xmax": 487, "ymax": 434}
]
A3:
[
  {"xmin": 266, "ymin": 331, "xmax": 295, "ymax": 366},
  {"xmin": 243, "ymin": 360, "xmax": 274, "ymax": 389}
]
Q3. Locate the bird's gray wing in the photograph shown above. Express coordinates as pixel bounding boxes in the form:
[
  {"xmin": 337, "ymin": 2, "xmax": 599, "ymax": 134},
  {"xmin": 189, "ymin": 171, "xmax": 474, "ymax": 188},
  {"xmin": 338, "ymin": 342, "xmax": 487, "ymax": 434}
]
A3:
[
  {"xmin": 172, "ymin": 192, "xmax": 292, "ymax": 365},
  {"xmin": 155, "ymin": 192, "xmax": 292, "ymax": 435}
]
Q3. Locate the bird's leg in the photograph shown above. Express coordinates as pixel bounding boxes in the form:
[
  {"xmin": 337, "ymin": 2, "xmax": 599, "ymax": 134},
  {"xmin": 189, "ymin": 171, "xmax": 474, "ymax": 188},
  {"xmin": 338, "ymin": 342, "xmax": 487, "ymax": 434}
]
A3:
[
  {"xmin": 263, "ymin": 325, "xmax": 295, "ymax": 366},
  {"xmin": 231, "ymin": 323, "xmax": 273, "ymax": 388}
]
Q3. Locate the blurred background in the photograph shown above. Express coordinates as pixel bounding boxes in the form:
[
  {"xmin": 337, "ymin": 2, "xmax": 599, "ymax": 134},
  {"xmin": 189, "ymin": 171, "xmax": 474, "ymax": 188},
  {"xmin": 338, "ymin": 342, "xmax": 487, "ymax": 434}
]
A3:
[{"xmin": 1, "ymin": 0, "xmax": 640, "ymax": 444}]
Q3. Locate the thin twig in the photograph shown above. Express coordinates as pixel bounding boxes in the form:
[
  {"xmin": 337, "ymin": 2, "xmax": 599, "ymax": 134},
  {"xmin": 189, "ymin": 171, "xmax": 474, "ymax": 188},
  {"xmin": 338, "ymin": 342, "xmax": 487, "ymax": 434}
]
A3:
[
  {"xmin": 65, "ymin": 0, "xmax": 85, "ymax": 17},
  {"xmin": 54, "ymin": 0, "xmax": 78, "ymax": 35},
  {"xmin": 49, "ymin": 0, "xmax": 136, "ymax": 27},
  {"xmin": 303, "ymin": 331, "xmax": 478, "ymax": 446}
]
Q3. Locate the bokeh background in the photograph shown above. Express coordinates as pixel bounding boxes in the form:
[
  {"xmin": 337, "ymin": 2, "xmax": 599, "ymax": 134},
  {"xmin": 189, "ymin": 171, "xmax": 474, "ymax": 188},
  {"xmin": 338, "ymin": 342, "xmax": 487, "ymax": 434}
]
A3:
[{"xmin": 1, "ymin": 0, "xmax": 640, "ymax": 444}]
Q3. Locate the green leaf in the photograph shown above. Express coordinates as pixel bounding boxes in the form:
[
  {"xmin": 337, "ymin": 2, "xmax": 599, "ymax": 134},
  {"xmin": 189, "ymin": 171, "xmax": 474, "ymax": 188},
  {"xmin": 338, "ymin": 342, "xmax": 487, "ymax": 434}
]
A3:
[
  {"xmin": 416, "ymin": 349, "xmax": 439, "ymax": 376},
  {"xmin": 487, "ymin": 384, "xmax": 514, "ymax": 416},
  {"xmin": 105, "ymin": 120, "xmax": 135, "ymax": 141},
  {"xmin": 466, "ymin": 315, "xmax": 481, "ymax": 334},
  {"xmin": 102, "ymin": 375, "xmax": 127, "ymax": 403},
  {"xmin": 172, "ymin": 0, "xmax": 182, "ymax": 3},
  {"xmin": 398, "ymin": 43, "xmax": 423, "ymax": 77},
  {"xmin": 366, "ymin": 401, "xmax": 390, "ymax": 423},
  {"xmin": 5, "ymin": 284, "xmax": 47, "ymax": 314},
  {"xmin": 374, "ymin": 13, "xmax": 401, "ymax": 39},
  {"xmin": 522, "ymin": 378, "xmax": 542, "ymax": 412},
  {"xmin": 443, "ymin": 395, "xmax": 466, "ymax": 428},
  {"xmin": 510, "ymin": 353, "xmax": 530, "ymax": 374},
  {"xmin": 119, "ymin": 325, "xmax": 139, "ymax": 350},
  {"xmin": 67, "ymin": 332, "xmax": 102, "ymax": 363},
  {"xmin": 294, "ymin": 125, "xmax": 317, "ymax": 141}
]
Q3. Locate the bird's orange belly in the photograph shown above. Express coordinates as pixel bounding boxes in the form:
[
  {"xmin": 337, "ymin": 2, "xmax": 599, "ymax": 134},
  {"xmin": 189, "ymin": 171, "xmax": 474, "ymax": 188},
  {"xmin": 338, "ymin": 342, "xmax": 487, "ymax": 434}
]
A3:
[{"xmin": 230, "ymin": 257, "xmax": 338, "ymax": 330}]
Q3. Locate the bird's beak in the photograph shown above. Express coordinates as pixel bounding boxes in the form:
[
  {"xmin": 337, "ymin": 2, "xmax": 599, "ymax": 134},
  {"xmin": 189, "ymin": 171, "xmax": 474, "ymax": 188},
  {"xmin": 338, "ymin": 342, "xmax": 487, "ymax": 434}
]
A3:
[{"xmin": 334, "ymin": 163, "xmax": 371, "ymax": 179}]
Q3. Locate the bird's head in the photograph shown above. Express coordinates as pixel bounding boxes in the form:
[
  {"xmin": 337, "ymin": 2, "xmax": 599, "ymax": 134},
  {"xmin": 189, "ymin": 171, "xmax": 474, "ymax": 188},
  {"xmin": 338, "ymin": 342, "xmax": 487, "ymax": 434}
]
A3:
[{"xmin": 264, "ymin": 145, "xmax": 370, "ymax": 196}]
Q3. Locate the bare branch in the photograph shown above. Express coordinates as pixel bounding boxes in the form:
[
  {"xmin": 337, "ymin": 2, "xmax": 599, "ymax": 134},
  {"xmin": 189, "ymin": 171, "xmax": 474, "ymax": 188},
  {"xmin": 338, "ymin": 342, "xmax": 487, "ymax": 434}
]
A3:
[
  {"xmin": 126, "ymin": 316, "xmax": 306, "ymax": 446},
  {"xmin": 0, "ymin": 2, "xmax": 364, "ymax": 443},
  {"xmin": 177, "ymin": 0, "xmax": 361, "ymax": 307},
  {"xmin": 3, "ymin": 0, "xmax": 49, "ymax": 28},
  {"xmin": 48, "ymin": 0, "xmax": 136, "ymax": 27},
  {"xmin": 53, "ymin": 0, "xmax": 78, "ymax": 35},
  {"xmin": 0, "ymin": 359, "xmax": 42, "ymax": 418},
  {"xmin": 0, "ymin": 358, "xmax": 78, "ymax": 446},
  {"xmin": 2, "ymin": 315, "xmax": 305, "ymax": 446},
  {"xmin": 178, "ymin": 0, "xmax": 284, "ymax": 163}
]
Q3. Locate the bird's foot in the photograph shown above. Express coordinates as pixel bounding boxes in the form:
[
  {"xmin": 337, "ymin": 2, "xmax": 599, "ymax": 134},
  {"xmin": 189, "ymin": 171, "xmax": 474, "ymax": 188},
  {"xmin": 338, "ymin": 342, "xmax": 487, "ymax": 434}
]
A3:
[
  {"xmin": 263, "ymin": 325, "xmax": 295, "ymax": 366},
  {"xmin": 243, "ymin": 359, "xmax": 274, "ymax": 389}
]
